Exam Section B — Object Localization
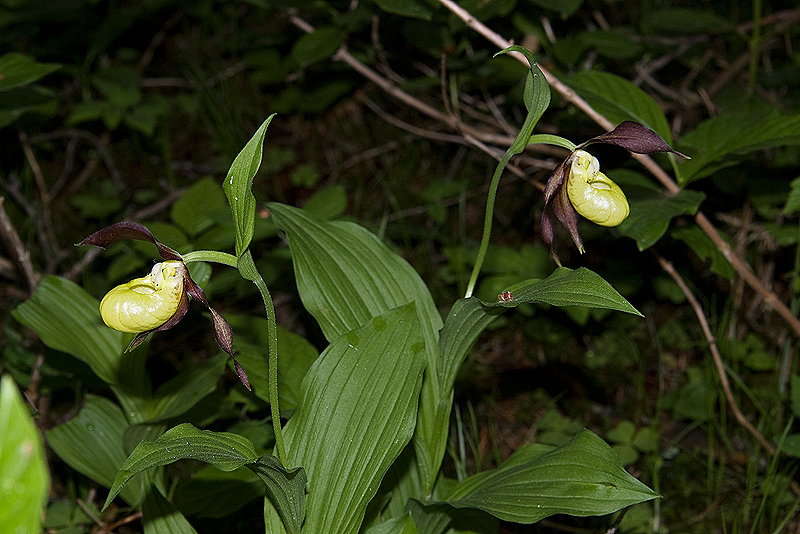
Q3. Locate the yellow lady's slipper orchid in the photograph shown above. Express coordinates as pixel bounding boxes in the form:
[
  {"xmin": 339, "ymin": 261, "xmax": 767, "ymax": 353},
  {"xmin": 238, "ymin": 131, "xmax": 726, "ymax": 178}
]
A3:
[
  {"xmin": 100, "ymin": 261, "xmax": 185, "ymax": 333},
  {"xmin": 566, "ymin": 150, "xmax": 629, "ymax": 227}
]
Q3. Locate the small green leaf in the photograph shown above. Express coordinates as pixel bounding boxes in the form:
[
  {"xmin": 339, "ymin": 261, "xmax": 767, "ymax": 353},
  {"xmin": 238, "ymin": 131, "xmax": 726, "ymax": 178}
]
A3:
[
  {"xmin": 0, "ymin": 52, "xmax": 60, "ymax": 92},
  {"xmin": 496, "ymin": 47, "xmax": 550, "ymax": 149},
  {"xmin": 783, "ymin": 177, "xmax": 800, "ymax": 215},
  {"xmin": 46, "ymin": 395, "xmax": 148, "ymax": 506},
  {"xmin": 567, "ymin": 71, "xmax": 671, "ymax": 144},
  {"xmin": 0, "ymin": 375, "xmax": 49, "ymax": 534},
  {"xmin": 446, "ymin": 430, "xmax": 659, "ymax": 523},
  {"xmin": 283, "ymin": 303, "xmax": 426, "ymax": 534},
  {"xmin": 487, "ymin": 267, "xmax": 642, "ymax": 316},
  {"xmin": 373, "ymin": 0, "xmax": 433, "ymax": 20},
  {"xmin": 223, "ymin": 116, "xmax": 275, "ymax": 257},
  {"xmin": 677, "ymin": 112, "xmax": 800, "ymax": 185},
  {"xmin": 171, "ymin": 177, "xmax": 229, "ymax": 236},
  {"xmin": 641, "ymin": 8, "xmax": 734, "ymax": 35},
  {"xmin": 613, "ymin": 170, "xmax": 706, "ymax": 250},
  {"xmin": 525, "ymin": 0, "xmax": 582, "ymax": 18},
  {"xmin": 671, "ymin": 226, "xmax": 735, "ymax": 279},
  {"xmin": 290, "ymin": 27, "xmax": 345, "ymax": 68}
]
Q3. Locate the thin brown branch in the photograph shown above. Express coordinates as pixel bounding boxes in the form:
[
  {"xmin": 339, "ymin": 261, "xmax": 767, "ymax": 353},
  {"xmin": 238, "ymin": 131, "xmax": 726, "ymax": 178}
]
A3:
[
  {"xmin": 0, "ymin": 197, "xmax": 40, "ymax": 294},
  {"xmin": 655, "ymin": 253, "xmax": 774, "ymax": 455}
]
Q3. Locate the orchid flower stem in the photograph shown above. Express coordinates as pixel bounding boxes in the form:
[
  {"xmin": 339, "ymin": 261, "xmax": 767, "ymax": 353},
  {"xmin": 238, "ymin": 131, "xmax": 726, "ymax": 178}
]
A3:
[
  {"xmin": 183, "ymin": 249, "xmax": 288, "ymax": 466},
  {"xmin": 464, "ymin": 152, "xmax": 512, "ymax": 298}
]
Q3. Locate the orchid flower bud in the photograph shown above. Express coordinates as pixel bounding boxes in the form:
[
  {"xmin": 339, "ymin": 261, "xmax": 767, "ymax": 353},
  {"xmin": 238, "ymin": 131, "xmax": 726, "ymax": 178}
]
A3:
[
  {"xmin": 100, "ymin": 261, "xmax": 185, "ymax": 333},
  {"xmin": 566, "ymin": 150, "xmax": 630, "ymax": 227}
]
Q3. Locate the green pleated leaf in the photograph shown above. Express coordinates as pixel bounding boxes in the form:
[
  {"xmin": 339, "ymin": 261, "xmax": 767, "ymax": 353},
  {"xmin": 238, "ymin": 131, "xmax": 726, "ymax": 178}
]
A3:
[
  {"xmin": 267, "ymin": 202, "xmax": 444, "ymax": 490},
  {"xmin": 46, "ymin": 395, "xmax": 148, "ymax": 506},
  {"xmin": 267, "ymin": 202, "xmax": 442, "ymax": 343},
  {"xmin": 485, "ymin": 267, "xmax": 642, "ymax": 316},
  {"xmin": 446, "ymin": 430, "xmax": 659, "ymax": 523},
  {"xmin": 223, "ymin": 115, "xmax": 274, "ymax": 257},
  {"xmin": 676, "ymin": 111, "xmax": 800, "ymax": 185},
  {"xmin": 142, "ymin": 487, "xmax": 198, "ymax": 534},
  {"xmin": 612, "ymin": 170, "xmax": 706, "ymax": 250},
  {"xmin": 12, "ymin": 276, "xmax": 126, "ymax": 386},
  {"xmin": 282, "ymin": 303, "xmax": 426, "ymax": 534},
  {"xmin": 0, "ymin": 375, "xmax": 49, "ymax": 534},
  {"xmin": 566, "ymin": 71, "xmax": 672, "ymax": 144}
]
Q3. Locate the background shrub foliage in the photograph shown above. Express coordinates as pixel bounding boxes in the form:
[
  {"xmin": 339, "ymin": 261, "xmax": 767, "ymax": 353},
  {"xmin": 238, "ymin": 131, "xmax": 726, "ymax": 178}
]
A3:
[{"xmin": 1, "ymin": 0, "xmax": 800, "ymax": 532}]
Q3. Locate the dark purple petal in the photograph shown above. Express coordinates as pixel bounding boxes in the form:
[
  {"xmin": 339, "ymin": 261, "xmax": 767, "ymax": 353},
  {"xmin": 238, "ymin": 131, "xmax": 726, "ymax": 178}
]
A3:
[
  {"xmin": 127, "ymin": 332, "xmax": 150, "ymax": 352},
  {"xmin": 79, "ymin": 221, "xmax": 183, "ymax": 261},
  {"xmin": 581, "ymin": 121, "xmax": 689, "ymax": 158},
  {"xmin": 553, "ymin": 187, "xmax": 585, "ymax": 254},
  {"xmin": 542, "ymin": 160, "xmax": 569, "ymax": 206},
  {"xmin": 233, "ymin": 358, "xmax": 251, "ymax": 391},
  {"xmin": 183, "ymin": 271, "xmax": 235, "ymax": 358}
]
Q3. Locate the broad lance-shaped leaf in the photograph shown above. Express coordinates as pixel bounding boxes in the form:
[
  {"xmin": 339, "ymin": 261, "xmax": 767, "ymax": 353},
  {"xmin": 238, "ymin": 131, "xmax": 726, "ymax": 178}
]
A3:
[
  {"xmin": 280, "ymin": 303, "xmax": 426, "ymax": 534},
  {"xmin": 103, "ymin": 423, "xmax": 306, "ymax": 534},
  {"xmin": 266, "ymin": 202, "xmax": 445, "ymax": 490},
  {"xmin": 223, "ymin": 115, "xmax": 274, "ymax": 257},
  {"xmin": 484, "ymin": 267, "xmax": 642, "ymax": 316},
  {"xmin": 444, "ymin": 430, "xmax": 659, "ymax": 523}
]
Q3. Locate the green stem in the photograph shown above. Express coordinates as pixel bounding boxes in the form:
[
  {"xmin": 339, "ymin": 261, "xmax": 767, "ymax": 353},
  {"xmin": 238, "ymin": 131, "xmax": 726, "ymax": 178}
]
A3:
[
  {"xmin": 182, "ymin": 250, "xmax": 238, "ymax": 266},
  {"xmin": 238, "ymin": 251, "xmax": 288, "ymax": 466},
  {"xmin": 464, "ymin": 152, "xmax": 514, "ymax": 298},
  {"xmin": 183, "ymin": 249, "xmax": 288, "ymax": 466}
]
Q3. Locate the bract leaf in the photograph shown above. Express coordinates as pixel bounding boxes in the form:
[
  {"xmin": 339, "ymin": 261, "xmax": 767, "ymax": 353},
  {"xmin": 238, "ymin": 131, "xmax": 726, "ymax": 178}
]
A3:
[
  {"xmin": 223, "ymin": 115, "xmax": 274, "ymax": 257},
  {"xmin": 485, "ymin": 267, "xmax": 642, "ymax": 316}
]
